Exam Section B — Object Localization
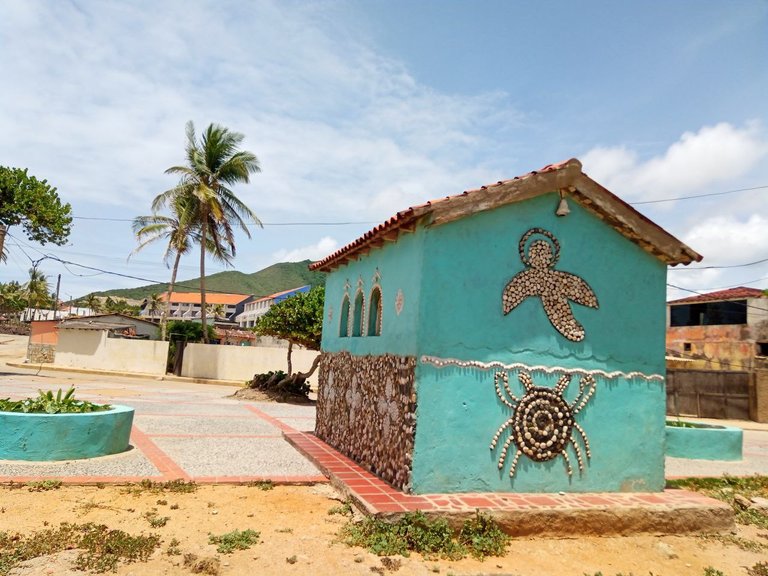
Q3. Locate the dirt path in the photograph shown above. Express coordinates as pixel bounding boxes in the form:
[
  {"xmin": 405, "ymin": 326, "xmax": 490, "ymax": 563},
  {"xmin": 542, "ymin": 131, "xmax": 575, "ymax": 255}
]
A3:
[{"xmin": 0, "ymin": 483, "xmax": 764, "ymax": 576}]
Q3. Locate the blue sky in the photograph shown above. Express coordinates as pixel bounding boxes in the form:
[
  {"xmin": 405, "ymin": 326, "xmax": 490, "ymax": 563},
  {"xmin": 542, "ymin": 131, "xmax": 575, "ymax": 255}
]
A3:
[{"xmin": 1, "ymin": 0, "xmax": 766, "ymax": 300}]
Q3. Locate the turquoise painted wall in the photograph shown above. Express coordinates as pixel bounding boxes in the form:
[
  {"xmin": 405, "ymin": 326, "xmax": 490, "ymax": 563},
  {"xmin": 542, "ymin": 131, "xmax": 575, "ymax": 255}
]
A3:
[
  {"xmin": 410, "ymin": 193, "xmax": 669, "ymax": 493},
  {"xmin": 321, "ymin": 230, "xmax": 425, "ymax": 357}
]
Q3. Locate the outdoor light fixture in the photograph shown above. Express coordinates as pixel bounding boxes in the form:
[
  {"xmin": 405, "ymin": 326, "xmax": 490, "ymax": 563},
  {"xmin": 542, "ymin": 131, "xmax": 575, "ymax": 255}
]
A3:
[{"xmin": 555, "ymin": 190, "xmax": 570, "ymax": 217}]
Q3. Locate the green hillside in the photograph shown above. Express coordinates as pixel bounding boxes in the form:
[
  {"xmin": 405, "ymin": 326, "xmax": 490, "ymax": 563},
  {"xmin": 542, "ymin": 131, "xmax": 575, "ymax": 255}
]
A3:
[{"xmin": 94, "ymin": 260, "xmax": 326, "ymax": 300}]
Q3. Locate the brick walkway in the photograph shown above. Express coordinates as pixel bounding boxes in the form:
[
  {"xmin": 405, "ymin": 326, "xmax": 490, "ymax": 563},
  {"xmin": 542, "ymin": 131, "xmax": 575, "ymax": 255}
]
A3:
[{"xmin": 285, "ymin": 430, "xmax": 734, "ymax": 536}]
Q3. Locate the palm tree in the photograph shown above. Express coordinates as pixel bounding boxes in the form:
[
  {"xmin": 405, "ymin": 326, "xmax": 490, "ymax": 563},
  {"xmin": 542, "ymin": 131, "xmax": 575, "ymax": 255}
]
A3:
[
  {"xmin": 146, "ymin": 293, "xmax": 162, "ymax": 317},
  {"xmin": 25, "ymin": 267, "xmax": 50, "ymax": 316},
  {"xmin": 132, "ymin": 194, "xmax": 234, "ymax": 340},
  {"xmin": 84, "ymin": 293, "xmax": 102, "ymax": 314},
  {"xmin": 155, "ymin": 121, "xmax": 261, "ymax": 342}
]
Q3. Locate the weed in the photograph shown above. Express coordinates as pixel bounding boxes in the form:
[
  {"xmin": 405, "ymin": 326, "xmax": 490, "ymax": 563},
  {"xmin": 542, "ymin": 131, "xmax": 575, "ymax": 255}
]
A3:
[
  {"xmin": 286, "ymin": 554, "xmax": 298, "ymax": 564},
  {"xmin": 170, "ymin": 503, "xmax": 179, "ymax": 510},
  {"xmin": 380, "ymin": 556, "xmax": 402, "ymax": 571},
  {"xmin": 275, "ymin": 528, "xmax": 294, "ymax": 533},
  {"xmin": 703, "ymin": 568, "xmax": 727, "ymax": 576},
  {"xmin": 208, "ymin": 529, "xmax": 260, "ymax": 554},
  {"xmin": 123, "ymin": 478, "xmax": 198, "ymax": 495},
  {"xmin": 249, "ymin": 480, "xmax": 274, "ymax": 491},
  {"xmin": 143, "ymin": 511, "xmax": 170, "ymax": 528},
  {"xmin": 328, "ymin": 501, "xmax": 353, "ymax": 516},
  {"xmin": 156, "ymin": 499, "xmax": 167, "ymax": 506},
  {"xmin": 669, "ymin": 476, "xmax": 768, "ymax": 529},
  {"xmin": 748, "ymin": 562, "xmax": 768, "ymax": 576},
  {"xmin": 25, "ymin": 480, "xmax": 62, "ymax": 492},
  {"xmin": 0, "ymin": 522, "xmax": 160, "ymax": 575},
  {"xmin": 457, "ymin": 512, "xmax": 510, "ymax": 559},
  {"xmin": 183, "ymin": 552, "xmax": 221, "ymax": 575},
  {"xmin": 76, "ymin": 500, "xmax": 117, "ymax": 516},
  {"xmin": 166, "ymin": 538, "xmax": 181, "ymax": 556},
  {"xmin": 703, "ymin": 533, "xmax": 767, "ymax": 553},
  {"xmin": 341, "ymin": 511, "xmax": 464, "ymax": 560}
]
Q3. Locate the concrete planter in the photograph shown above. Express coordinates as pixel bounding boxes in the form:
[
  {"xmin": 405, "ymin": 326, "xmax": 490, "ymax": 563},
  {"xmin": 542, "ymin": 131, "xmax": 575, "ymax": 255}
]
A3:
[
  {"xmin": 0, "ymin": 405, "xmax": 134, "ymax": 461},
  {"xmin": 665, "ymin": 421, "xmax": 743, "ymax": 461}
]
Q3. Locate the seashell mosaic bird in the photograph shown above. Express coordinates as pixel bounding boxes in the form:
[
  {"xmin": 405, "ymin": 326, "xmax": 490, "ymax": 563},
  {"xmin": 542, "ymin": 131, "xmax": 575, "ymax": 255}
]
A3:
[{"xmin": 502, "ymin": 228, "xmax": 598, "ymax": 342}]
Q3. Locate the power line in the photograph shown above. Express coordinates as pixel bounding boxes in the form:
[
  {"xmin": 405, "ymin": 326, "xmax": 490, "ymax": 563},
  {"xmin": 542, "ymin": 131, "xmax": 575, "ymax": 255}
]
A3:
[
  {"xmin": 630, "ymin": 184, "xmax": 768, "ymax": 205},
  {"xmin": 667, "ymin": 283, "xmax": 768, "ymax": 313},
  {"xmin": 72, "ymin": 216, "xmax": 378, "ymax": 226},
  {"xmin": 668, "ymin": 256, "xmax": 768, "ymax": 271}
]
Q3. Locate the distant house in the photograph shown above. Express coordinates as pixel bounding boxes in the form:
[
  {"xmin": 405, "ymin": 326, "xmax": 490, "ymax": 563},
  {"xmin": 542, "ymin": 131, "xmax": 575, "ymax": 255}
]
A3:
[
  {"xmin": 667, "ymin": 287, "xmax": 768, "ymax": 371},
  {"xmin": 60, "ymin": 313, "xmax": 160, "ymax": 339},
  {"xmin": 141, "ymin": 292, "xmax": 251, "ymax": 322},
  {"xmin": 27, "ymin": 313, "xmax": 160, "ymax": 364},
  {"xmin": 311, "ymin": 158, "xmax": 700, "ymax": 494},
  {"xmin": 235, "ymin": 285, "xmax": 311, "ymax": 328}
]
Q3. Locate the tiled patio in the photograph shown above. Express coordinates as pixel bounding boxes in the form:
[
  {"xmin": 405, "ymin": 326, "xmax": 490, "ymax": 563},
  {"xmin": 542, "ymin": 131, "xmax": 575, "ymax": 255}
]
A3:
[{"xmin": 285, "ymin": 430, "xmax": 735, "ymax": 536}]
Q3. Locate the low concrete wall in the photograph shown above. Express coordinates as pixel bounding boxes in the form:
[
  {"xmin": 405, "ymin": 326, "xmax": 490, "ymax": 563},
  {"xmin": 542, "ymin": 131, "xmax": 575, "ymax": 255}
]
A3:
[
  {"xmin": 181, "ymin": 343, "xmax": 319, "ymax": 382},
  {"xmin": 665, "ymin": 422, "xmax": 743, "ymax": 461},
  {"xmin": 55, "ymin": 329, "xmax": 169, "ymax": 376},
  {"xmin": 751, "ymin": 370, "xmax": 768, "ymax": 423}
]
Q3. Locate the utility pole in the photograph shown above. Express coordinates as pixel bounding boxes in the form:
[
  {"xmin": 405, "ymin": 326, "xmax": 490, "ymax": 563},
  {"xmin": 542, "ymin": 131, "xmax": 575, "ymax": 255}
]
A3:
[{"xmin": 53, "ymin": 274, "xmax": 61, "ymax": 320}]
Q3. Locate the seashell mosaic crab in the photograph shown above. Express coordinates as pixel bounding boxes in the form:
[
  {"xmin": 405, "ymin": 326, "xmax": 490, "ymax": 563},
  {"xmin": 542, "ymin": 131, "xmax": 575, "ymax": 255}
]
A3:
[{"xmin": 490, "ymin": 370, "xmax": 595, "ymax": 478}]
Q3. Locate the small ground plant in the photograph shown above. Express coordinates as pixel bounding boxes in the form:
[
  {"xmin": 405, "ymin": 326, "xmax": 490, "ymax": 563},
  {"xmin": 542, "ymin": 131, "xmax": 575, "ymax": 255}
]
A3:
[
  {"xmin": 340, "ymin": 511, "xmax": 509, "ymax": 561},
  {"xmin": 123, "ymin": 479, "xmax": 198, "ymax": 495},
  {"xmin": 25, "ymin": 480, "xmax": 62, "ymax": 492},
  {"xmin": 208, "ymin": 529, "xmax": 260, "ymax": 554},
  {"xmin": 0, "ymin": 522, "xmax": 160, "ymax": 574},
  {"xmin": 668, "ymin": 475, "xmax": 768, "ymax": 529},
  {"xmin": 0, "ymin": 388, "xmax": 111, "ymax": 414}
]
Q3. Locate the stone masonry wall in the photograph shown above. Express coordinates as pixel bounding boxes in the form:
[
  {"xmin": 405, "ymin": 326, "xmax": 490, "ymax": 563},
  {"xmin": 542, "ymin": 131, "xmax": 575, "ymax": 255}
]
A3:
[
  {"xmin": 27, "ymin": 343, "xmax": 55, "ymax": 364},
  {"xmin": 315, "ymin": 352, "xmax": 416, "ymax": 491}
]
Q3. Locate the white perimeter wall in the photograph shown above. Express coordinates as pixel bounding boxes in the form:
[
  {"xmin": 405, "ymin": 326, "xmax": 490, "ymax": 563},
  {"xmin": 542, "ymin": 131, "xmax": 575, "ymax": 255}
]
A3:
[
  {"xmin": 181, "ymin": 343, "xmax": 319, "ymax": 382},
  {"xmin": 55, "ymin": 329, "xmax": 169, "ymax": 376}
]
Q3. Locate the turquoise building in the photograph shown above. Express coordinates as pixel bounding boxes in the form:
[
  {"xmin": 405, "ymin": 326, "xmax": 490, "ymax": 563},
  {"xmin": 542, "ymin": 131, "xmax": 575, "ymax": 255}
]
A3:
[{"xmin": 311, "ymin": 159, "xmax": 701, "ymax": 494}]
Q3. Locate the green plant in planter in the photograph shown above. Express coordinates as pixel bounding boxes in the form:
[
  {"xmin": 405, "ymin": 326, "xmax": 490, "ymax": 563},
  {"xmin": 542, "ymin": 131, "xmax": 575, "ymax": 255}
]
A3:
[
  {"xmin": 666, "ymin": 419, "xmax": 698, "ymax": 428},
  {"xmin": 0, "ymin": 388, "xmax": 111, "ymax": 414}
]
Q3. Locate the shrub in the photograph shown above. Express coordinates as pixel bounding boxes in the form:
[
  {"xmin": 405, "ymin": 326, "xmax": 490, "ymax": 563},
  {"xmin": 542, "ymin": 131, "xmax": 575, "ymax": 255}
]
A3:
[{"xmin": 0, "ymin": 388, "xmax": 110, "ymax": 414}]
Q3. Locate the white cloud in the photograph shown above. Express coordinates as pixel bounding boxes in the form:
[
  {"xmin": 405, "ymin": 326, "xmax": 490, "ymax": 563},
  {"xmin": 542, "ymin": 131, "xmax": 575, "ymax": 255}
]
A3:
[
  {"xmin": 683, "ymin": 214, "xmax": 768, "ymax": 265},
  {"xmin": 272, "ymin": 236, "xmax": 340, "ymax": 263},
  {"xmin": 581, "ymin": 122, "xmax": 768, "ymax": 201}
]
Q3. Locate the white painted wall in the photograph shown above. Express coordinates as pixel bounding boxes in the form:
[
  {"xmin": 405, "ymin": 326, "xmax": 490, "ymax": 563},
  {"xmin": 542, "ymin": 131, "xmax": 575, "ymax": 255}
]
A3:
[
  {"xmin": 181, "ymin": 343, "xmax": 319, "ymax": 382},
  {"xmin": 55, "ymin": 329, "xmax": 169, "ymax": 375}
]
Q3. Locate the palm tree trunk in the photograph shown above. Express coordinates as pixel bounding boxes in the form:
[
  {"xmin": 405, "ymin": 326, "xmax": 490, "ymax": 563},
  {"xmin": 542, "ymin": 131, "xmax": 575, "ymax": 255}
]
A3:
[
  {"xmin": 199, "ymin": 218, "xmax": 208, "ymax": 344},
  {"xmin": 160, "ymin": 251, "xmax": 181, "ymax": 341}
]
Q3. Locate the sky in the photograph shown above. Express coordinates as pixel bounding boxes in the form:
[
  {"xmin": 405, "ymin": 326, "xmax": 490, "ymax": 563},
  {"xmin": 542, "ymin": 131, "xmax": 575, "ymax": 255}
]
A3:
[{"xmin": 1, "ymin": 0, "xmax": 766, "ymax": 301}]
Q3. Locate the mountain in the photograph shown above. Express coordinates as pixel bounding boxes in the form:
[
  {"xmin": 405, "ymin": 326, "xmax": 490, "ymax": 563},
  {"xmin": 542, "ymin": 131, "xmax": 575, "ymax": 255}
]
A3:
[{"xmin": 94, "ymin": 260, "xmax": 326, "ymax": 300}]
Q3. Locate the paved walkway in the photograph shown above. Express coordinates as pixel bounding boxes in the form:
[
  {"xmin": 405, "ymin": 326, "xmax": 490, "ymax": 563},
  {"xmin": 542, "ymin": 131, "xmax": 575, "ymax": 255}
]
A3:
[
  {"xmin": 0, "ymin": 361, "xmax": 324, "ymax": 484},
  {"xmin": 1, "ymin": 336, "xmax": 765, "ymax": 535}
]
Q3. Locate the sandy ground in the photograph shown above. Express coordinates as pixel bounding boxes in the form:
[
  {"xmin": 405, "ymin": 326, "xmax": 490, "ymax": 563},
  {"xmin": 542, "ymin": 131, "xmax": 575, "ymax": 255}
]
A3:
[{"xmin": 0, "ymin": 483, "xmax": 765, "ymax": 576}]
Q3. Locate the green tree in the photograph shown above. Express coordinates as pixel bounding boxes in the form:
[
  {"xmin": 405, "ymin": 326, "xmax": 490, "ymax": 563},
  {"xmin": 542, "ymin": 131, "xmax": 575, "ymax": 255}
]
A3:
[
  {"xmin": 0, "ymin": 166, "xmax": 72, "ymax": 261},
  {"xmin": 25, "ymin": 267, "xmax": 50, "ymax": 312},
  {"xmin": 254, "ymin": 286, "xmax": 324, "ymax": 376},
  {"xmin": 132, "ymin": 194, "xmax": 233, "ymax": 341},
  {"xmin": 145, "ymin": 293, "xmax": 163, "ymax": 316},
  {"xmin": 0, "ymin": 281, "xmax": 27, "ymax": 314},
  {"xmin": 84, "ymin": 293, "xmax": 102, "ymax": 314},
  {"xmin": 154, "ymin": 121, "xmax": 261, "ymax": 343}
]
